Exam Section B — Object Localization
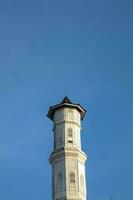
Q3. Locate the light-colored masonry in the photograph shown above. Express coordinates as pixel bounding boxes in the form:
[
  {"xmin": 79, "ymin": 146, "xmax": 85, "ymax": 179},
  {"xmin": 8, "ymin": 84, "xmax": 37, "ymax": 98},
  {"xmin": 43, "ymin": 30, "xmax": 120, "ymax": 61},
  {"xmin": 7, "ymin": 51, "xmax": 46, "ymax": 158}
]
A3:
[{"xmin": 49, "ymin": 107, "xmax": 87, "ymax": 200}]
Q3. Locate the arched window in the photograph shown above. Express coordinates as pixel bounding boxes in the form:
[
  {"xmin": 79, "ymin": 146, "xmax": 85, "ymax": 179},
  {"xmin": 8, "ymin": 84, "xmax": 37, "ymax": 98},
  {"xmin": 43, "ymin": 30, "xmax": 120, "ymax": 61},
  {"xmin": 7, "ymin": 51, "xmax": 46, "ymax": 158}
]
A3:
[
  {"xmin": 80, "ymin": 174, "xmax": 84, "ymax": 188},
  {"xmin": 70, "ymin": 172, "xmax": 75, "ymax": 184},
  {"xmin": 68, "ymin": 128, "xmax": 73, "ymax": 144},
  {"xmin": 68, "ymin": 128, "xmax": 73, "ymax": 137},
  {"xmin": 57, "ymin": 172, "xmax": 63, "ymax": 186}
]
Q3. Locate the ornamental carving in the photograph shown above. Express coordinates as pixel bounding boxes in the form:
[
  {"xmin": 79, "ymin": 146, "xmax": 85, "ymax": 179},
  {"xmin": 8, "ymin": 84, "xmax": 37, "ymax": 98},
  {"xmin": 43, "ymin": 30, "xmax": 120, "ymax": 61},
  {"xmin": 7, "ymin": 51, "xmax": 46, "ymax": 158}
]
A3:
[
  {"xmin": 70, "ymin": 172, "xmax": 75, "ymax": 184},
  {"xmin": 66, "ymin": 109, "xmax": 74, "ymax": 121}
]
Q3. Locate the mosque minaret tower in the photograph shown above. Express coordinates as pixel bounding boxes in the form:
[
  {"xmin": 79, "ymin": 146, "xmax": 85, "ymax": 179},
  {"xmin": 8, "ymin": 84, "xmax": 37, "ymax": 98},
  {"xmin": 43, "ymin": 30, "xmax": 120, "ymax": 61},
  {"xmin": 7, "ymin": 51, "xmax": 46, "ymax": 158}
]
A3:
[{"xmin": 47, "ymin": 96, "xmax": 87, "ymax": 200}]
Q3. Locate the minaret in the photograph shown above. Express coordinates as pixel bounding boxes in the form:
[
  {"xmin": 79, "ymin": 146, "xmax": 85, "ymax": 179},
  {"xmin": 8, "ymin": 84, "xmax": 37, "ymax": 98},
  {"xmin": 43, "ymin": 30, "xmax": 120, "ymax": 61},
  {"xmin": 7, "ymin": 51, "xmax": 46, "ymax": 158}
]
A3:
[{"xmin": 47, "ymin": 96, "xmax": 87, "ymax": 200}]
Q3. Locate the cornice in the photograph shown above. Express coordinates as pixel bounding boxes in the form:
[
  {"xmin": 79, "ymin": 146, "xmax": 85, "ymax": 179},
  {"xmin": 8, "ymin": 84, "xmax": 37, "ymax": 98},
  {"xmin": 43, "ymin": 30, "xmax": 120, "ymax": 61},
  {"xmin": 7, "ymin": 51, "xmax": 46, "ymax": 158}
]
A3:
[{"xmin": 49, "ymin": 148, "xmax": 87, "ymax": 164}]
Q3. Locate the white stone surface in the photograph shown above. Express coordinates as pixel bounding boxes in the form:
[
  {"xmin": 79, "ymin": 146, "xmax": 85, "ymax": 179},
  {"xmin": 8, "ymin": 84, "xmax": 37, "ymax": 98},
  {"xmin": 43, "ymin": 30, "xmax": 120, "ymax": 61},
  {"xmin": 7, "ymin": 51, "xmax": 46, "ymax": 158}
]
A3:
[{"xmin": 50, "ymin": 107, "xmax": 87, "ymax": 200}]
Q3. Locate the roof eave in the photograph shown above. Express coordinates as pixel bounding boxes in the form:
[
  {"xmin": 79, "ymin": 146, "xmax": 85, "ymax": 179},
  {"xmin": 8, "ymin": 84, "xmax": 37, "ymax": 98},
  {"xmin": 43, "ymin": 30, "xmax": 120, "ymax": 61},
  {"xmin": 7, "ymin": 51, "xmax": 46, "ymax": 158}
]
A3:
[{"xmin": 47, "ymin": 103, "xmax": 86, "ymax": 121}]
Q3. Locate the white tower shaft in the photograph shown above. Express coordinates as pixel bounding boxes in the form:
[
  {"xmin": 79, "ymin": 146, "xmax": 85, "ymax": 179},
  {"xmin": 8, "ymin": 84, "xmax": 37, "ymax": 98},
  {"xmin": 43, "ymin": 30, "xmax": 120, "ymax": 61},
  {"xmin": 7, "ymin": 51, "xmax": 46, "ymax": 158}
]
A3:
[{"xmin": 47, "ymin": 97, "xmax": 87, "ymax": 200}]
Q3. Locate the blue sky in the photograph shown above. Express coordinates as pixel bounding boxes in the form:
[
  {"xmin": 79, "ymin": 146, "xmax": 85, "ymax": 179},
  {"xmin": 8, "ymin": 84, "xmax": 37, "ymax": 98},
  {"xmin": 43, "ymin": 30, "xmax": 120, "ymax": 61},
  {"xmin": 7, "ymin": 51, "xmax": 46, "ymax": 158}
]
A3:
[{"xmin": 0, "ymin": 0, "xmax": 133, "ymax": 200}]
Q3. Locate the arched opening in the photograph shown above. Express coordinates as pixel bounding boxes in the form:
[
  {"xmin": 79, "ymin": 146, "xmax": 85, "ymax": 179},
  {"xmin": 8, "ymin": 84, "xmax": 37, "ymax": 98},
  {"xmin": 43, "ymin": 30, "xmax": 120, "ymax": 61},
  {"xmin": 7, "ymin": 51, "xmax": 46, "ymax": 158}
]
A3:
[
  {"xmin": 70, "ymin": 171, "xmax": 75, "ymax": 184},
  {"xmin": 68, "ymin": 128, "xmax": 73, "ymax": 144}
]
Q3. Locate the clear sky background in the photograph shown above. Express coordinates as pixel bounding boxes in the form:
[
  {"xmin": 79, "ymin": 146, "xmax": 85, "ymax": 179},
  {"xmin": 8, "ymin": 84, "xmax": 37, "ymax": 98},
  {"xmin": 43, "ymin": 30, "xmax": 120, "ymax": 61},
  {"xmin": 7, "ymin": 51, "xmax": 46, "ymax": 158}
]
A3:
[{"xmin": 0, "ymin": 0, "xmax": 133, "ymax": 200}]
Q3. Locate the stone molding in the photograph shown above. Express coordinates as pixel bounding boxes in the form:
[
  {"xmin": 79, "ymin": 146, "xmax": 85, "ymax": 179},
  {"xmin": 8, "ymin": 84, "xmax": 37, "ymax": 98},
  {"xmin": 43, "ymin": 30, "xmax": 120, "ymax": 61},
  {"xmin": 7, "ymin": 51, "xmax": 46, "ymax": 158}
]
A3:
[
  {"xmin": 54, "ymin": 120, "xmax": 81, "ymax": 129},
  {"xmin": 49, "ymin": 148, "xmax": 87, "ymax": 164}
]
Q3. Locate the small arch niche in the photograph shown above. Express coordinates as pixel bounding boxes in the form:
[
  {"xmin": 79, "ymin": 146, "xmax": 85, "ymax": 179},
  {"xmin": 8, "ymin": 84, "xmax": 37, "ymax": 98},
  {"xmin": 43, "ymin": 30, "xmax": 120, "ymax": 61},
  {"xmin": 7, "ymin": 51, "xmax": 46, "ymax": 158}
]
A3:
[
  {"xmin": 57, "ymin": 172, "xmax": 63, "ymax": 186},
  {"xmin": 68, "ymin": 128, "xmax": 73, "ymax": 144},
  {"xmin": 70, "ymin": 172, "xmax": 75, "ymax": 184},
  {"xmin": 68, "ymin": 128, "xmax": 73, "ymax": 137}
]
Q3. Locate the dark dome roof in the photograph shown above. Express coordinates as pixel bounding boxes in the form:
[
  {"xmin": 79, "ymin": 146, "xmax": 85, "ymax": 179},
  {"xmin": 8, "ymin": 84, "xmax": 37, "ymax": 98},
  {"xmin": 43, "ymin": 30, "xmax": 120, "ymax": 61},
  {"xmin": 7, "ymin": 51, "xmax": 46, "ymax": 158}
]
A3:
[
  {"xmin": 47, "ymin": 96, "xmax": 86, "ymax": 121},
  {"xmin": 61, "ymin": 96, "xmax": 72, "ymax": 104}
]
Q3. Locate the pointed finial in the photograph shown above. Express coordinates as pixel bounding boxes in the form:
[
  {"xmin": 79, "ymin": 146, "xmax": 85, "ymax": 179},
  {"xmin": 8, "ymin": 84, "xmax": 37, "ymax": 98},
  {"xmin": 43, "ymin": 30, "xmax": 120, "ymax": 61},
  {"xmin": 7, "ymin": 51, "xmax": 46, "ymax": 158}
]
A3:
[
  {"xmin": 61, "ymin": 96, "xmax": 72, "ymax": 104},
  {"xmin": 65, "ymin": 88, "xmax": 67, "ymax": 97}
]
